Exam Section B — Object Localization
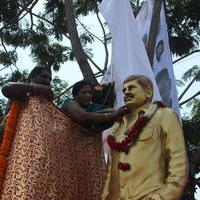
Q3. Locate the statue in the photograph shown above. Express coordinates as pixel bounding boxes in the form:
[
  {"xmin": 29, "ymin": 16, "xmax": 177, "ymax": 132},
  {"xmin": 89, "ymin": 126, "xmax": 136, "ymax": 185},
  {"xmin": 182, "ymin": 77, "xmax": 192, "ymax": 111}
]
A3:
[{"xmin": 101, "ymin": 75, "xmax": 188, "ymax": 200}]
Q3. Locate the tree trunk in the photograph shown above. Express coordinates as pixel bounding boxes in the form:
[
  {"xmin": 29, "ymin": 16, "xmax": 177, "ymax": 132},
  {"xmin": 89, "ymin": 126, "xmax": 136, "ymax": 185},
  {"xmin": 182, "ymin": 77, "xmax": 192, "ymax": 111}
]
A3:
[
  {"xmin": 147, "ymin": 0, "xmax": 163, "ymax": 67},
  {"xmin": 64, "ymin": 0, "xmax": 98, "ymax": 85}
]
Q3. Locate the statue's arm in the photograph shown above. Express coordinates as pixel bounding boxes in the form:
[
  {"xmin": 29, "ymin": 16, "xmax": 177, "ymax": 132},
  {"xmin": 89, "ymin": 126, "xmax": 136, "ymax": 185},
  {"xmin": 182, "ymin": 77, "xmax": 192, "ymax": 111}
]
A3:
[{"xmin": 144, "ymin": 109, "xmax": 188, "ymax": 200}]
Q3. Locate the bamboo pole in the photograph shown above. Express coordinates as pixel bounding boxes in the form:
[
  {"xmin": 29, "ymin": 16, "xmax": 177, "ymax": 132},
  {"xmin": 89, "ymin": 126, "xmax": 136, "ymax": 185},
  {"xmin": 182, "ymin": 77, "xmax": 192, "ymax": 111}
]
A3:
[{"xmin": 147, "ymin": 0, "xmax": 163, "ymax": 67}]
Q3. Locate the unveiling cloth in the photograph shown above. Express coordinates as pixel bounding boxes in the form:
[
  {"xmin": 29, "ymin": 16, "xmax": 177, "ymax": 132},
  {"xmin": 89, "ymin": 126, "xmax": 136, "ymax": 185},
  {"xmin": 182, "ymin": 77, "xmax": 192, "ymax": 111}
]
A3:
[{"xmin": 1, "ymin": 96, "xmax": 106, "ymax": 200}]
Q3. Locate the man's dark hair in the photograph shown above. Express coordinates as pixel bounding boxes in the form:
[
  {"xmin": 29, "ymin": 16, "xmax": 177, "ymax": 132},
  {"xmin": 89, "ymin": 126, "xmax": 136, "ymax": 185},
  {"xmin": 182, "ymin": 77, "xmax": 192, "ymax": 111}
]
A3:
[
  {"xmin": 72, "ymin": 80, "xmax": 92, "ymax": 98},
  {"xmin": 28, "ymin": 66, "xmax": 51, "ymax": 83},
  {"xmin": 156, "ymin": 40, "xmax": 164, "ymax": 48}
]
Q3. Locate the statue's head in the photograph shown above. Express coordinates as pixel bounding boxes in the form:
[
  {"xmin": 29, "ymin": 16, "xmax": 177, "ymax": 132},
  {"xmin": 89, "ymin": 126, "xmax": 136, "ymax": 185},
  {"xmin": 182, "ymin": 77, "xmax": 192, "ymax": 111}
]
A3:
[
  {"xmin": 123, "ymin": 75, "xmax": 153, "ymax": 110},
  {"xmin": 28, "ymin": 66, "xmax": 52, "ymax": 86},
  {"xmin": 72, "ymin": 80, "xmax": 92, "ymax": 107}
]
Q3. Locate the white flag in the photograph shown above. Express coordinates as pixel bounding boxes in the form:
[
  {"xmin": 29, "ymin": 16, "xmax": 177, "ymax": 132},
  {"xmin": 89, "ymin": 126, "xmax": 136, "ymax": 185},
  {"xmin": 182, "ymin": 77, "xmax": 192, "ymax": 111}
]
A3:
[
  {"xmin": 136, "ymin": 0, "xmax": 180, "ymax": 115},
  {"xmin": 99, "ymin": 0, "xmax": 161, "ymax": 108}
]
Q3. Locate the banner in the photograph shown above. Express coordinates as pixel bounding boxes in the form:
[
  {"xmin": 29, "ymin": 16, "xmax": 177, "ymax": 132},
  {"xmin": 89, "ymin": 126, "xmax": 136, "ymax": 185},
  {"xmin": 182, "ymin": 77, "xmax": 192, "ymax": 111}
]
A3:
[
  {"xmin": 136, "ymin": 0, "xmax": 180, "ymax": 114},
  {"xmin": 1, "ymin": 97, "xmax": 106, "ymax": 200},
  {"xmin": 99, "ymin": 0, "xmax": 161, "ymax": 108}
]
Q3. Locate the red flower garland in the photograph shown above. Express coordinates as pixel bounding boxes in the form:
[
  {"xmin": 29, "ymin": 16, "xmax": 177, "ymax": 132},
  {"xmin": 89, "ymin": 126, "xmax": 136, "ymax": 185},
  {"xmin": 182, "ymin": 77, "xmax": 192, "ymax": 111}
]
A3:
[
  {"xmin": 107, "ymin": 101, "xmax": 164, "ymax": 171},
  {"xmin": 0, "ymin": 100, "xmax": 20, "ymax": 193},
  {"xmin": 107, "ymin": 116, "xmax": 148, "ymax": 154},
  {"xmin": 118, "ymin": 162, "xmax": 131, "ymax": 171}
]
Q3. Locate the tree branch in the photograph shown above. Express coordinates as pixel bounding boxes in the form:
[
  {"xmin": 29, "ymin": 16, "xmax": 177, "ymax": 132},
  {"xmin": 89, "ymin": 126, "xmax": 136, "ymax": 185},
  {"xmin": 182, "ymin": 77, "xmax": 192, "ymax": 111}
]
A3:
[
  {"xmin": 179, "ymin": 91, "xmax": 200, "ymax": 106},
  {"xmin": 147, "ymin": 0, "xmax": 163, "ymax": 67},
  {"xmin": 76, "ymin": 17, "xmax": 103, "ymax": 43},
  {"xmin": 30, "ymin": 12, "xmax": 34, "ymax": 30},
  {"xmin": 54, "ymin": 85, "xmax": 73, "ymax": 100},
  {"xmin": 0, "ymin": 0, "xmax": 38, "ymax": 32},
  {"xmin": 64, "ymin": 0, "xmax": 98, "ymax": 85},
  {"xmin": 75, "ymin": 17, "xmax": 104, "ymax": 73},
  {"xmin": 0, "ymin": 66, "xmax": 9, "ymax": 72},
  {"xmin": 1, "ymin": 37, "xmax": 8, "ymax": 53},
  {"xmin": 87, "ymin": 55, "xmax": 104, "ymax": 74},
  {"xmin": 95, "ymin": 4, "xmax": 109, "ymax": 71},
  {"xmin": 0, "ymin": 37, "xmax": 19, "ymax": 72},
  {"xmin": 178, "ymin": 76, "xmax": 196, "ymax": 101},
  {"xmin": 173, "ymin": 50, "xmax": 200, "ymax": 64},
  {"xmin": 18, "ymin": 5, "xmax": 70, "ymax": 40}
]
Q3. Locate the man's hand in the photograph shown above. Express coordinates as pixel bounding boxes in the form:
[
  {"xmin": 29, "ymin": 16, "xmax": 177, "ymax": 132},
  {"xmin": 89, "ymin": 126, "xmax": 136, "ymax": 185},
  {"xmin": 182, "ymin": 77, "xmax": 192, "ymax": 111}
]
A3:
[
  {"xmin": 32, "ymin": 84, "xmax": 54, "ymax": 101},
  {"xmin": 116, "ymin": 105, "xmax": 130, "ymax": 117}
]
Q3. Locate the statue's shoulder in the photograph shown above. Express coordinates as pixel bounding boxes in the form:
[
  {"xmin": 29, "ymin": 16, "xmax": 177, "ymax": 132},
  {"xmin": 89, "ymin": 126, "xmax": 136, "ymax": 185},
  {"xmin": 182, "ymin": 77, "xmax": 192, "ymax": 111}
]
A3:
[
  {"xmin": 155, "ymin": 107, "xmax": 181, "ymax": 127},
  {"xmin": 158, "ymin": 107, "xmax": 174, "ymax": 113}
]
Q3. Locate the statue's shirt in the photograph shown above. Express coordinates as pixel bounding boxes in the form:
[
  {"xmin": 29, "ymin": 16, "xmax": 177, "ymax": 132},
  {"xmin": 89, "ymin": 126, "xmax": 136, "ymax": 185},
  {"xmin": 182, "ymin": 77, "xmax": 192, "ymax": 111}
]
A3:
[{"xmin": 102, "ymin": 106, "xmax": 188, "ymax": 200}]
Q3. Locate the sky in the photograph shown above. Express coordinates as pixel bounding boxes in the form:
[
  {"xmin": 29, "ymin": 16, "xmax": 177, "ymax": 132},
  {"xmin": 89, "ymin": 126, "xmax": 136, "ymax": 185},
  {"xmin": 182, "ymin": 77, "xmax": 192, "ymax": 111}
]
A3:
[{"xmin": 1, "ymin": 11, "xmax": 199, "ymax": 118}]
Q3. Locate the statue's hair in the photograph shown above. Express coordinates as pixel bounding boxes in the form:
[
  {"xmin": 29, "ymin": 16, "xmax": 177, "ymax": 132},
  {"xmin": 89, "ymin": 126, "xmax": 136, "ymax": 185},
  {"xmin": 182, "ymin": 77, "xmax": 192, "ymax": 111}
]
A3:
[
  {"xmin": 124, "ymin": 74, "xmax": 153, "ymax": 100},
  {"xmin": 28, "ymin": 66, "xmax": 51, "ymax": 83},
  {"xmin": 72, "ymin": 80, "xmax": 92, "ymax": 98}
]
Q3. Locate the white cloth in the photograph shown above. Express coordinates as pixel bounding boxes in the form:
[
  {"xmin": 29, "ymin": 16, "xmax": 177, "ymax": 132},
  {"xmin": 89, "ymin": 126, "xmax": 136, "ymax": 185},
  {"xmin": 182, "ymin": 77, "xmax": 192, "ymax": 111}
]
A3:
[
  {"xmin": 136, "ymin": 0, "xmax": 180, "ymax": 115},
  {"xmin": 99, "ymin": 0, "xmax": 161, "ymax": 108}
]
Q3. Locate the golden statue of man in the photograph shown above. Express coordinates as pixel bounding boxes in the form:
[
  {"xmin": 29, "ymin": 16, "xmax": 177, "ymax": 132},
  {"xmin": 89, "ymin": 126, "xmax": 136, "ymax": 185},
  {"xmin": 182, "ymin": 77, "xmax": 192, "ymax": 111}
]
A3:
[{"xmin": 101, "ymin": 75, "xmax": 188, "ymax": 200}]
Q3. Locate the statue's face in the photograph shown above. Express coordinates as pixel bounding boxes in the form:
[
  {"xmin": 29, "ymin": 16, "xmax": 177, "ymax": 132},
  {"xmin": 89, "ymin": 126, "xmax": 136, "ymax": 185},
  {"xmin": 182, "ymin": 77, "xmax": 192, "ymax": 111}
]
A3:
[{"xmin": 123, "ymin": 80, "xmax": 148, "ymax": 109}]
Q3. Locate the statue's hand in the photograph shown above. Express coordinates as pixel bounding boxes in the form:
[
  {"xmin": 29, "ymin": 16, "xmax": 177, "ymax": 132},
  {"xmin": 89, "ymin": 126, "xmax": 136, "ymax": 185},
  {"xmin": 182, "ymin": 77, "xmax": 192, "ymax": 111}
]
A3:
[
  {"xmin": 143, "ymin": 193, "xmax": 164, "ymax": 200},
  {"xmin": 31, "ymin": 84, "xmax": 54, "ymax": 101}
]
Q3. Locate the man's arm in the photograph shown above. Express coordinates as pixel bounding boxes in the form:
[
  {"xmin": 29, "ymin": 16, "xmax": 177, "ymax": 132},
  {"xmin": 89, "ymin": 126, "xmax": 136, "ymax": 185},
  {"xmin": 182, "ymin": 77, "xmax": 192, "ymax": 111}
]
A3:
[
  {"xmin": 62, "ymin": 101, "xmax": 129, "ymax": 126},
  {"xmin": 2, "ymin": 82, "xmax": 53, "ymax": 100},
  {"xmin": 2, "ymin": 82, "xmax": 33, "ymax": 99},
  {"xmin": 144, "ymin": 109, "xmax": 188, "ymax": 200}
]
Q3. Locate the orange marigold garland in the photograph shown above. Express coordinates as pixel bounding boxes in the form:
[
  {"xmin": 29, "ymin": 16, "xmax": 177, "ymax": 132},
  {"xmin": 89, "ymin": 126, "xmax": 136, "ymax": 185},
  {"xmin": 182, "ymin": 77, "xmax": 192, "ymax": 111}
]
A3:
[{"xmin": 0, "ymin": 100, "xmax": 20, "ymax": 193}]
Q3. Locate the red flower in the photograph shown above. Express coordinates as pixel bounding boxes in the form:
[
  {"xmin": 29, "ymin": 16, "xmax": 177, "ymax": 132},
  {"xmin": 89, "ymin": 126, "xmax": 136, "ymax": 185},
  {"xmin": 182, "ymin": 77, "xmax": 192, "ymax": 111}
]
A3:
[
  {"xmin": 125, "ymin": 136, "xmax": 132, "ymax": 143},
  {"xmin": 121, "ymin": 145, "xmax": 129, "ymax": 154},
  {"xmin": 118, "ymin": 162, "xmax": 131, "ymax": 171}
]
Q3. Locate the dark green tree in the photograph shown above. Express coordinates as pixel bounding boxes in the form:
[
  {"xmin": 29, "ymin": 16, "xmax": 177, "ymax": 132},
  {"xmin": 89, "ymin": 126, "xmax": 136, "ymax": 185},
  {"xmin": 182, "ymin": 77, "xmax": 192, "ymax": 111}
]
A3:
[{"xmin": 177, "ymin": 65, "xmax": 200, "ymax": 200}]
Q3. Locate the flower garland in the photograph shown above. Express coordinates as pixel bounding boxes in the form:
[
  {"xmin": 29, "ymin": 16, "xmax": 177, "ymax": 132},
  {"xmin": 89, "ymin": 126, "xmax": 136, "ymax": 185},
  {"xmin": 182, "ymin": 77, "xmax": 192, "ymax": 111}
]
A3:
[
  {"xmin": 107, "ymin": 101, "xmax": 165, "ymax": 171},
  {"xmin": 0, "ymin": 100, "xmax": 20, "ymax": 193}
]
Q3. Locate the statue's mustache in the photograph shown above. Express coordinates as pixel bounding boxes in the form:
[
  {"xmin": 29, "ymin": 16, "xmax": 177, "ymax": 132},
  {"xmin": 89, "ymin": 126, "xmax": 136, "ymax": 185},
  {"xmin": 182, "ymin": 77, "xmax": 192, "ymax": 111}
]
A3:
[{"xmin": 124, "ymin": 94, "xmax": 134, "ymax": 99}]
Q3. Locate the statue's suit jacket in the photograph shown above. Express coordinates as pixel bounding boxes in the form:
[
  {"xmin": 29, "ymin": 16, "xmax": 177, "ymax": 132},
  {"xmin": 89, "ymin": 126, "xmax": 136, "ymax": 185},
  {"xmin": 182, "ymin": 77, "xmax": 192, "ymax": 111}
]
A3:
[{"xmin": 102, "ymin": 106, "xmax": 188, "ymax": 200}]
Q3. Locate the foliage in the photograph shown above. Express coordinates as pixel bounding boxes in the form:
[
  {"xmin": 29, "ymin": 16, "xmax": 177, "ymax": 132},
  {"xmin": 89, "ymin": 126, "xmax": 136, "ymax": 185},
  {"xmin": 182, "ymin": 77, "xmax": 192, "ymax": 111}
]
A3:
[
  {"xmin": 51, "ymin": 76, "xmax": 72, "ymax": 106},
  {"xmin": 179, "ymin": 65, "xmax": 200, "ymax": 200},
  {"xmin": 166, "ymin": 0, "xmax": 200, "ymax": 56},
  {"xmin": 0, "ymin": 99, "xmax": 6, "ymax": 121},
  {"xmin": 182, "ymin": 65, "xmax": 200, "ymax": 82}
]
